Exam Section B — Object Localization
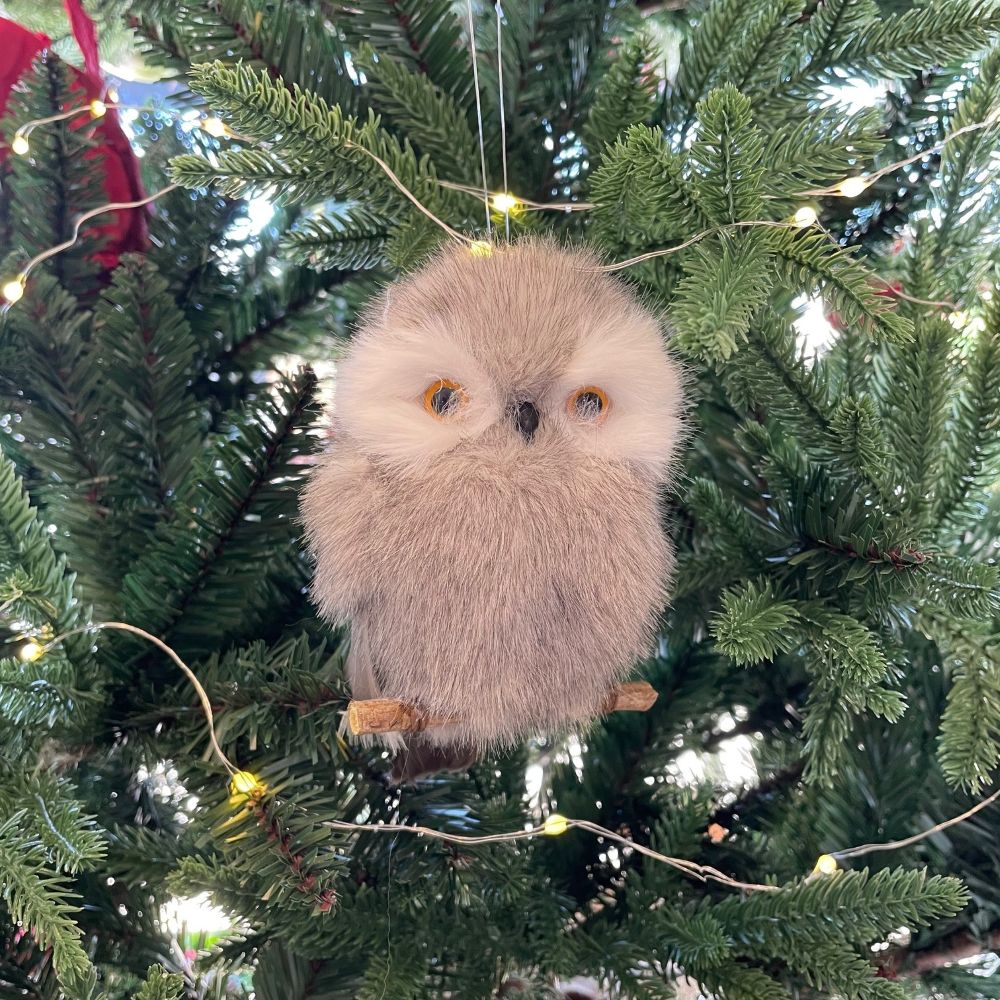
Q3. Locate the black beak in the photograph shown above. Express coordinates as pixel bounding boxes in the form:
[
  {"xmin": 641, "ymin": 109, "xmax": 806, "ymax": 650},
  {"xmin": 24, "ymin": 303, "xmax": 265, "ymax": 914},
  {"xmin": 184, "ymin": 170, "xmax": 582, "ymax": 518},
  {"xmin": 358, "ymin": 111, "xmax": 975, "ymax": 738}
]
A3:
[{"xmin": 511, "ymin": 400, "xmax": 539, "ymax": 442}]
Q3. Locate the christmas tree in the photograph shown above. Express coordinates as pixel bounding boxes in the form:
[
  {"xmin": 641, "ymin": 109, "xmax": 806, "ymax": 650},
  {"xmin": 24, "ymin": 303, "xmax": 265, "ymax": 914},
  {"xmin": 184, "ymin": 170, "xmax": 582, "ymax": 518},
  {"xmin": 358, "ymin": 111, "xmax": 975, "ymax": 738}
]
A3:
[{"xmin": 1, "ymin": 0, "xmax": 999, "ymax": 996}]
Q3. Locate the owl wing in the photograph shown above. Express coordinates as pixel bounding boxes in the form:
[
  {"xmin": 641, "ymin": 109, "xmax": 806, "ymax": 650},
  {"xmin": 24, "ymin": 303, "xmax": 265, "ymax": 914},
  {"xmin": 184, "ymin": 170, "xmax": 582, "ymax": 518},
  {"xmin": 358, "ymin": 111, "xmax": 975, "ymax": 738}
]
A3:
[
  {"xmin": 302, "ymin": 444, "xmax": 383, "ymax": 624},
  {"xmin": 340, "ymin": 608, "xmax": 409, "ymax": 755},
  {"xmin": 344, "ymin": 606, "xmax": 382, "ymax": 700},
  {"xmin": 303, "ymin": 445, "xmax": 403, "ymax": 740}
]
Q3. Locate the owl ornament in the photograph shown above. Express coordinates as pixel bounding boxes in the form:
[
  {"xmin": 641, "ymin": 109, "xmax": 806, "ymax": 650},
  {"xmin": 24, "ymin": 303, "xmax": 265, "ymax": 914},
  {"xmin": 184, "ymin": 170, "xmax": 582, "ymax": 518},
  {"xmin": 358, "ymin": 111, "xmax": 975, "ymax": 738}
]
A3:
[{"xmin": 302, "ymin": 241, "xmax": 684, "ymax": 780}]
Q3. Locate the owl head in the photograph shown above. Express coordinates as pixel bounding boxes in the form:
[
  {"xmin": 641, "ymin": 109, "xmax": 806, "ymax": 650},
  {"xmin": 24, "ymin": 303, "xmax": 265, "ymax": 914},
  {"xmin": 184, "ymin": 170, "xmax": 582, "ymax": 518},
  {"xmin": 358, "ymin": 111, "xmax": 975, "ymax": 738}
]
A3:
[{"xmin": 334, "ymin": 240, "xmax": 684, "ymax": 480}]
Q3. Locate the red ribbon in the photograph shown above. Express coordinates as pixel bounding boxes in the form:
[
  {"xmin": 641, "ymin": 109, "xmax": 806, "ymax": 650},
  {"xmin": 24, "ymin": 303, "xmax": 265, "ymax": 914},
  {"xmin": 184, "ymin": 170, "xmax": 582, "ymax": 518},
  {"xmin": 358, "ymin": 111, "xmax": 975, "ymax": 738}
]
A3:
[{"xmin": 1, "ymin": 3, "xmax": 148, "ymax": 266}]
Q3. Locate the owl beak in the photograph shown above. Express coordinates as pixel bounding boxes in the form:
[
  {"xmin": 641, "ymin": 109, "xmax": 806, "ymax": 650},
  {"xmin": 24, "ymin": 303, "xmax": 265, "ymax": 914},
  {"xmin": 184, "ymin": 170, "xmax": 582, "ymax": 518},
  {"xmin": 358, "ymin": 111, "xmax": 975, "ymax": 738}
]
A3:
[{"xmin": 511, "ymin": 399, "xmax": 539, "ymax": 443}]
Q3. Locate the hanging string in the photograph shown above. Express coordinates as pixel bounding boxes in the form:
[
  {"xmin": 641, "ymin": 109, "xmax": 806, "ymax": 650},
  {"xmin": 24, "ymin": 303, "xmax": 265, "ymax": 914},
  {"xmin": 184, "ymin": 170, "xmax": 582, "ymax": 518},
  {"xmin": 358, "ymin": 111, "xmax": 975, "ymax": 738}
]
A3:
[
  {"xmin": 465, "ymin": 0, "xmax": 492, "ymax": 238},
  {"xmin": 495, "ymin": 2, "xmax": 511, "ymax": 240}
]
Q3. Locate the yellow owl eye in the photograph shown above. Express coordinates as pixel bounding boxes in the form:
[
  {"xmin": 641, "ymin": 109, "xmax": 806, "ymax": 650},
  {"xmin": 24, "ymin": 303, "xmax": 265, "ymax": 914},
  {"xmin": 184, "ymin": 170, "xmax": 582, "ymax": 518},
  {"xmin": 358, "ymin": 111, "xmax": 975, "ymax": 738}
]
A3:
[
  {"xmin": 567, "ymin": 385, "xmax": 609, "ymax": 424},
  {"xmin": 423, "ymin": 378, "xmax": 468, "ymax": 419}
]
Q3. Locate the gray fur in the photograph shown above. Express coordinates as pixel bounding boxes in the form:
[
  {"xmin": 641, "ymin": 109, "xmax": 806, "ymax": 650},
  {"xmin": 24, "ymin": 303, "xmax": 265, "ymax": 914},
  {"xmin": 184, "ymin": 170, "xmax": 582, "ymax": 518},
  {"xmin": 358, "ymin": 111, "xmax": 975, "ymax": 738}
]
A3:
[{"xmin": 302, "ymin": 241, "xmax": 685, "ymax": 758}]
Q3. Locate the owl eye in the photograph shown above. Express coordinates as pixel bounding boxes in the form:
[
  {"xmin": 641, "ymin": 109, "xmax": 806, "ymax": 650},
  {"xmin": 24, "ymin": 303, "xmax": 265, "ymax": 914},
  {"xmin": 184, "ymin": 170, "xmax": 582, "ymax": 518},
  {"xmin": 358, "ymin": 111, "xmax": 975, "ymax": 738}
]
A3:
[
  {"xmin": 423, "ymin": 378, "xmax": 468, "ymax": 419},
  {"xmin": 568, "ymin": 385, "xmax": 610, "ymax": 424}
]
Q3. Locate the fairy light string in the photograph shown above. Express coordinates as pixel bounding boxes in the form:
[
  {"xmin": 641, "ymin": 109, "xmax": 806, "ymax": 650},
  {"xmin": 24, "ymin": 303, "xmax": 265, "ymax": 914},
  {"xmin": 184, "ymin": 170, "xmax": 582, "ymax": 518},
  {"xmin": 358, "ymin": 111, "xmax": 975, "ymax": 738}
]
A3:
[
  {"xmin": 795, "ymin": 111, "xmax": 1000, "ymax": 199},
  {"xmin": 831, "ymin": 786, "xmax": 1000, "ymax": 862},
  {"xmin": 439, "ymin": 179, "xmax": 593, "ymax": 212},
  {"xmin": 17, "ymin": 619, "xmax": 772, "ymax": 892},
  {"xmin": 8, "ymin": 101, "xmax": 230, "ymax": 157},
  {"xmin": 4, "ymin": 14, "xmax": 996, "ymax": 936},
  {"xmin": 9, "ymin": 98, "xmax": 110, "ymax": 150},
  {"xmin": 345, "ymin": 141, "xmax": 472, "ymax": 246},
  {"xmin": 0, "ymin": 189, "xmax": 957, "ymax": 310},
  {"xmin": 587, "ymin": 220, "xmax": 804, "ymax": 273},
  {"xmin": 1, "ymin": 184, "xmax": 181, "ymax": 308},
  {"xmin": 29, "ymin": 622, "xmax": 238, "ymax": 775},
  {"xmin": 16, "ymin": 619, "xmax": 1000, "ymax": 896},
  {"xmin": 8, "ymin": 86, "xmax": 995, "ymax": 303}
]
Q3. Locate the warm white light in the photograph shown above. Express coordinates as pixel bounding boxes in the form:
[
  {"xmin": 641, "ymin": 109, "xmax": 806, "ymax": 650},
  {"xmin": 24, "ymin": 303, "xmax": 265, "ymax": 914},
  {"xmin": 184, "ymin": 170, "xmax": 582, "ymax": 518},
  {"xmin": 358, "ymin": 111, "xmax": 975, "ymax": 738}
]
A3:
[
  {"xmin": 229, "ymin": 770, "xmax": 263, "ymax": 797},
  {"xmin": 543, "ymin": 813, "xmax": 569, "ymax": 836},
  {"xmin": 11, "ymin": 134, "xmax": 29, "ymax": 156},
  {"xmin": 793, "ymin": 206, "xmax": 818, "ymax": 228},
  {"xmin": 2, "ymin": 276, "xmax": 26, "ymax": 304},
  {"xmin": 89, "ymin": 99, "xmax": 107, "ymax": 119},
  {"xmin": 202, "ymin": 116, "xmax": 228, "ymax": 138},
  {"xmin": 19, "ymin": 641, "xmax": 43, "ymax": 662},
  {"xmin": 492, "ymin": 192, "xmax": 519, "ymax": 213},
  {"xmin": 814, "ymin": 854, "xmax": 839, "ymax": 875},
  {"xmin": 837, "ymin": 175, "xmax": 870, "ymax": 198}
]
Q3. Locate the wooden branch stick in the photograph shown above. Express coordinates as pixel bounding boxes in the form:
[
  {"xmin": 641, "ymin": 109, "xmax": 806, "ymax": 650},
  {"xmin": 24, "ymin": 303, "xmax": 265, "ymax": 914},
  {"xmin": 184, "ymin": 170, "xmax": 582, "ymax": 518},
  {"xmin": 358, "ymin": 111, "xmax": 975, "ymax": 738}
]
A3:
[{"xmin": 347, "ymin": 681, "xmax": 658, "ymax": 736}]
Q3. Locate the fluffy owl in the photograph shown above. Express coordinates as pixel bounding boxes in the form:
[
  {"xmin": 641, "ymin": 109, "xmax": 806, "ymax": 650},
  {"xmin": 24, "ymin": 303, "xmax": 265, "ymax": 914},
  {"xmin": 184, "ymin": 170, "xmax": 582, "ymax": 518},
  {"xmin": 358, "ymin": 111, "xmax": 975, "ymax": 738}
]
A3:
[{"xmin": 302, "ymin": 240, "xmax": 684, "ymax": 777}]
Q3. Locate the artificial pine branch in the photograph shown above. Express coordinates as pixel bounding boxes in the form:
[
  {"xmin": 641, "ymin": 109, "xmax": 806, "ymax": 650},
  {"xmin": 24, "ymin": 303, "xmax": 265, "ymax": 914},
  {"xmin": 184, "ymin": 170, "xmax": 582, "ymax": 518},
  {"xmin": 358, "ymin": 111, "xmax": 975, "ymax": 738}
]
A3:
[
  {"xmin": 4, "ymin": 53, "xmax": 106, "ymax": 296},
  {"xmin": 583, "ymin": 31, "xmax": 658, "ymax": 156},
  {"xmin": 121, "ymin": 368, "xmax": 319, "ymax": 658},
  {"xmin": 1, "ymin": 1, "xmax": 999, "ymax": 995}
]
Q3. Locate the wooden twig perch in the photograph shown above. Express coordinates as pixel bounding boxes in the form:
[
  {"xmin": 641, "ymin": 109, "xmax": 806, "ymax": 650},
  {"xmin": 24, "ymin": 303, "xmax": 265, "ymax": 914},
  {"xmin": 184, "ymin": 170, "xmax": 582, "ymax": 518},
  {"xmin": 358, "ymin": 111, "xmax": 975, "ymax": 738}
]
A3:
[{"xmin": 347, "ymin": 681, "xmax": 658, "ymax": 736}]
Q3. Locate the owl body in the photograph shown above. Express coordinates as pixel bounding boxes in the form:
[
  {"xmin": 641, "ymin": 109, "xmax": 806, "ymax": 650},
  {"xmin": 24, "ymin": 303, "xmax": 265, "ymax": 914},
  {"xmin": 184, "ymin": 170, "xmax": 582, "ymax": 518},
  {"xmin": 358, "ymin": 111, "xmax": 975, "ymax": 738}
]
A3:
[{"xmin": 303, "ymin": 242, "xmax": 684, "ymax": 757}]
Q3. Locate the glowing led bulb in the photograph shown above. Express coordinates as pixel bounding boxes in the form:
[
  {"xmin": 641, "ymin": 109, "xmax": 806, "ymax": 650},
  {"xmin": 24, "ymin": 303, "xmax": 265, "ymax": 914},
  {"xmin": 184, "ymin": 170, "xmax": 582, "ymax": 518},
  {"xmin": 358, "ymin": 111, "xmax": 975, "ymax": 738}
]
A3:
[
  {"xmin": 793, "ymin": 206, "xmax": 818, "ymax": 228},
  {"xmin": 19, "ymin": 641, "xmax": 43, "ymax": 662},
  {"xmin": 813, "ymin": 854, "xmax": 838, "ymax": 875},
  {"xmin": 837, "ymin": 175, "xmax": 870, "ymax": 198},
  {"xmin": 89, "ymin": 99, "xmax": 107, "ymax": 118},
  {"xmin": 469, "ymin": 240, "xmax": 493, "ymax": 257},
  {"xmin": 202, "ymin": 116, "xmax": 228, "ymax": 138},
  {"xmin": 2, "ymin": 275, "xmax": 26, "ymax": 304},
  {"xmin": 229, "ymin": 770, "xmax": 263, "ymax": 797},
  {"xmin": 492, "ymin": 192, "xmax": 519, "ymax": 214},
  {"xmin": 543, "ymin": 813, "xmax": 569, "ymax": 836},
  {"xmin": 11, "ymin": 133, "xmax": 29, "ymax": 156}
]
